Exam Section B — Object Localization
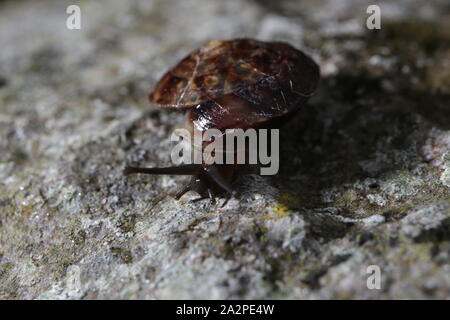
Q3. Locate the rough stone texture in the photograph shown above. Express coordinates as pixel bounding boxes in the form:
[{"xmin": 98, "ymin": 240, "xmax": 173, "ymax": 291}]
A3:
[{"xmin": 0, "ymin": 0, "xmax": 449, "ymax": 299}]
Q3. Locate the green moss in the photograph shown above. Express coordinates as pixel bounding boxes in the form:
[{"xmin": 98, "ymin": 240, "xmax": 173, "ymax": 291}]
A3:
[
  {"xmin": 111, "ymin": 247, "xmax": 133, "ymax": 264},
  {"xmin": 117, "ymin": 214, "xmax": 137, "ymax": 234},
  {"xmin": 70, "ymin": 229, "xmax": 87, "ymax": 246},
  {"xmin": 0, "ymin": 262, "xmax": 14, "ymax": 279}
]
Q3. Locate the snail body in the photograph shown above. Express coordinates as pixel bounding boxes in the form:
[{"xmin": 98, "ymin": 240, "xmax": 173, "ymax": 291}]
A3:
[{"xmin": 125, "ymin": 39, "xmax": 320, "ymax": 202}]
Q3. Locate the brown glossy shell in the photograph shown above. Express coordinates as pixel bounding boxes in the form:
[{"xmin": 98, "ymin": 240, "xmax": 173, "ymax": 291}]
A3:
[{"xmin": 149, "ymin": 39, "xmax": 320, "ymax": 131}]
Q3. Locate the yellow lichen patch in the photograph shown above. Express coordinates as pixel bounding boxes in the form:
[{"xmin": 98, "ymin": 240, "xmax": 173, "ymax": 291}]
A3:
[
  {"xmin": 267, "ymin": 193, "xmax": 301, "ymax": 218},
  {"xmin": 273, "ymin": 202, "xmax": 293, "ymax": 217}
]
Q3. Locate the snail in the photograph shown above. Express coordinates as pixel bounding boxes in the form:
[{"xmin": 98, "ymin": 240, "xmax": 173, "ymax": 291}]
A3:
[{"xmin": 125, "ymin": 39, "xmax": 320, "ymax": 203}]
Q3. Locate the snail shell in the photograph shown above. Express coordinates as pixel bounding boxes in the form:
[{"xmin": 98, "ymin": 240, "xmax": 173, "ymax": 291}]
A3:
[{"xmin": 126, "ymin": 39, "xmax": 320, "ymax": 203}]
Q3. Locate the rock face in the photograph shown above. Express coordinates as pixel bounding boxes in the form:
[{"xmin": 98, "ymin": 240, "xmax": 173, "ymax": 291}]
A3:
[{"xmin": 0, "ymin": 0, "xmax": 449, "ymax": 299}]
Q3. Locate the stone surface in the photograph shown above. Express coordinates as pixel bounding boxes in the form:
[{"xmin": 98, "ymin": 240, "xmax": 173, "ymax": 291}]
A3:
[{"xmin": 0, "ymin": 0, "xmax": 449, "ymax": 299}]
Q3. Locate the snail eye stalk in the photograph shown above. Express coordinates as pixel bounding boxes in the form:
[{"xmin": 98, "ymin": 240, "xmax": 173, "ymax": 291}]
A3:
[
  {"xmin": 124, "ymin": 164, "xmax": 236, "ymax": 200},
  {"xmin": 123, "ymin": 164, "xmax": 201, "ymax": 176}
]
